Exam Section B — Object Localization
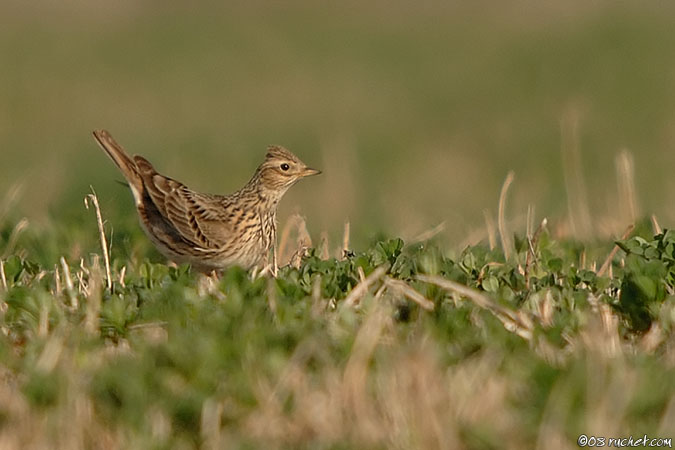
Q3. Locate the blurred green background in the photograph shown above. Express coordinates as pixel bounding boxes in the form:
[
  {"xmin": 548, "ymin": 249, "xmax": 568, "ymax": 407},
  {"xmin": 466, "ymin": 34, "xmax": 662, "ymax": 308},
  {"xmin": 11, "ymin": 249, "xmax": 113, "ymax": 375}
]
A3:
[{"xmin": 2, "ymin": 0, "xmax": 675, "ymax": 254}]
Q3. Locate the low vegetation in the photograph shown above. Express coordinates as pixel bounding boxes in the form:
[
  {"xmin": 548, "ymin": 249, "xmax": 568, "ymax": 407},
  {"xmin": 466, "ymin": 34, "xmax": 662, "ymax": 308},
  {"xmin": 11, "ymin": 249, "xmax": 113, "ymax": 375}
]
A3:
[{"xmin": 0, "ymin": 202, "xmax": 674, "ymax": 449}]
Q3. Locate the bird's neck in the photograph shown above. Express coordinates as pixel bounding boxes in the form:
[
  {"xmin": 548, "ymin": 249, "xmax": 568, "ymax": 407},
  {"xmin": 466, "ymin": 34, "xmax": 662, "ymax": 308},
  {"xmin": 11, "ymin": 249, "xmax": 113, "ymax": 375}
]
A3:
[{"xmin": 241, "ymin": 172, "xmax": 285, "ymax": 210}]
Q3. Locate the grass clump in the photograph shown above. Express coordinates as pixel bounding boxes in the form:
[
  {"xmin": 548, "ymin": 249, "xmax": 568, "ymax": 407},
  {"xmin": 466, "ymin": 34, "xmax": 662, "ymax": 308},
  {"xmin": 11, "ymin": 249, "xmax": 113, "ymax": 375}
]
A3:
[{"xmin": 0, "ymin": 215, "xmax": 674, "ymax": 449}]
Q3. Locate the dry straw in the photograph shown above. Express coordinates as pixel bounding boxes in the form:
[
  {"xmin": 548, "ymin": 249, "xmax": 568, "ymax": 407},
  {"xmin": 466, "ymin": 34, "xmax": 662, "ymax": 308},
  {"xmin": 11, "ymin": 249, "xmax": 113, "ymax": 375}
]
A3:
[
  {"xmin": 498, "ymin": 171, "xmax": 515, "ymax": 260},
  {"xmin": 561, "ymin": 109, "xmax": 592, "ymax": 240},
  {"xmin": 615, "ymin": 149, "xmax": 639, "ymax": 225},
  {"xmin": 84, "ymin": 187, "xmax": 112, "ymax": 293},
  {"xmin": 417, "ymin": 274, "xmax": 533, "ymax": 340}
]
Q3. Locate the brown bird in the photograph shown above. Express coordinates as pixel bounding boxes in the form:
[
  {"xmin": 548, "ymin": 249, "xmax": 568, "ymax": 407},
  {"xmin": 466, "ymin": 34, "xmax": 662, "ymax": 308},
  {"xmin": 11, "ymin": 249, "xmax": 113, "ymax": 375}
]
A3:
[{"xmin": 92, "ymin": 130, "xmax": 320, "ymax": 274}]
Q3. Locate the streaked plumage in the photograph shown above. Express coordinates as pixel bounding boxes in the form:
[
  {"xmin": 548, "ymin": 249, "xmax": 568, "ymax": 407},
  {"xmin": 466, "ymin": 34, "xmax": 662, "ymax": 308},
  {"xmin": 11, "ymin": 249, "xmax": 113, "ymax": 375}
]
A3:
[{"xmin": 93, "ymin": 129, "xmax": 320, "ymax": 273}]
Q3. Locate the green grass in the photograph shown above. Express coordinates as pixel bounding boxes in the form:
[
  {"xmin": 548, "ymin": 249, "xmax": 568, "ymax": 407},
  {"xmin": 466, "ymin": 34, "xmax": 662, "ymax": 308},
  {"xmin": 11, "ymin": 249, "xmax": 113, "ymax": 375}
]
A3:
[
  {"xmin": 2, "ymin": 1, "xmax": 675, "ymax": 448},
  {"xmin": 0, "ymin": 208, "xmax": 674, "ymax": 449}
]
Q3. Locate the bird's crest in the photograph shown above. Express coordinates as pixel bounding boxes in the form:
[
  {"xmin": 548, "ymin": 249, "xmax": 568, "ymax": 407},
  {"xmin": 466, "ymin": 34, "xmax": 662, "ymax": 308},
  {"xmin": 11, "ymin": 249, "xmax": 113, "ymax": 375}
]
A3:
[{"xmin": 266, "ymin": 145, "xmax": 300, "ymax": 163}]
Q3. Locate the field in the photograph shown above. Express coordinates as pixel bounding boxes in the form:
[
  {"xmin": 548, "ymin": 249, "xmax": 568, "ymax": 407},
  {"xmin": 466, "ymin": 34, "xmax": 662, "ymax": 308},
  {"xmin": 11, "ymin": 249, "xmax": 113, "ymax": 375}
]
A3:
[{"xmin": 2, "ymin": 1, "xmax": 675, "ymax": 449}]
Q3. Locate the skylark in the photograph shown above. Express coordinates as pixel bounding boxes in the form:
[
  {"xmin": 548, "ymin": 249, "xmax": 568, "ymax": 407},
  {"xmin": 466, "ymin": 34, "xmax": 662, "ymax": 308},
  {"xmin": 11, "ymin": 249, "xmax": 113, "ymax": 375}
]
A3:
[{"xmin": 93, "ymin": 130, "xmax": 320, "ymax": 273}]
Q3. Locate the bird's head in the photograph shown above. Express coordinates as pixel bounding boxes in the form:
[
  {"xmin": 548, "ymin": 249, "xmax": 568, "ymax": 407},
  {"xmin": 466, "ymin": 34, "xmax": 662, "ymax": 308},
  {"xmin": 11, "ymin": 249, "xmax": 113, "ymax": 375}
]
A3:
[{"xmin": 256, "ymin": 146, "xmax": 321, "ymax": 193}]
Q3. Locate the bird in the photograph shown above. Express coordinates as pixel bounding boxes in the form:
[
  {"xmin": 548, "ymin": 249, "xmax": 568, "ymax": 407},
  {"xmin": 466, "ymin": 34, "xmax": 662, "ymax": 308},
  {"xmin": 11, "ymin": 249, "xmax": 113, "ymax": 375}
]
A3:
[{"xmin": 92, "ymin": 129, "xmax": 320, "ymax": 274}]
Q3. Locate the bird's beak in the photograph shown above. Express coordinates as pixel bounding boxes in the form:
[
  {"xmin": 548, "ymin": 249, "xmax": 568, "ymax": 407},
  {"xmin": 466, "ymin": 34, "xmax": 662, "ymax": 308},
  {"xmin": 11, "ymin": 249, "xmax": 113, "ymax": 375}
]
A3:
[{"xmin": 302, "ymin": 167, "xmax": 322, "ymax": 177}]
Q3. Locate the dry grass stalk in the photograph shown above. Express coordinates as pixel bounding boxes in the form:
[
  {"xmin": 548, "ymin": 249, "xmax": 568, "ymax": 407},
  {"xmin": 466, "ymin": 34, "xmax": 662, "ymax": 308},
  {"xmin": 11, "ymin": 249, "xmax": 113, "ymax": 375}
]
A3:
[
  {"xmin": 246, "ymin": 340, "xmax": 344, "ymax": 445},
  {"xmin": 343, "ymin": 265, "xmax": 388, "ymax": 308},
  {"xmin": 85, "ymin": 257, "xmax": 102, "ymax": 337},
  {"xmin": 128, "ymin": 322, "xmax": 168, "ymax": 344},
  {"xmin": 286, "ymin": 216, "xmax": 312, "ymax": 268},
  {"xmin": 119, "ymin": 265, "xmax": 127, "ymax": 288},
  {"xmin": 651, "ymin": 214, "xmax": 662, "ymax": 235},
  {"xmin": 60, "ymin": 257, "xmax": 77, "ymax": 309},
  {"xmin": 586, "ymin": 356, "xmax": 634, "ymax": 438},
  {"xmin": 483, "ymin": 209, "xmax": 497, "ymax": 250},
  {"xmin": 597, "ymin": 223, "xmax": 634, "ymax": 277},
  {"xmin": 615, "ymin": 149, "xmax": 639, "ymax": 225},
  {"xmin": 417, "ymin": 274, "xmax": 533, "ymax": 340},
  {"xmin": 543, "ymin": 314, "xmax": 638, "ymax": 438},
  {"xmin": 380, "ymin": 345, "xmax": 457, "ymax": 450},
  {"xmin": 498, "ymin": 171, "xmax": 515, "ymax": 260},
  {"xmin": 278, "ymin": 214, "xmax": 312, "ymax": 267},
  {"xmin": 536, "ymin": 290, "xmax": 555, "ymax": 328},
  {"xmin": 0, "ymin": 259, "xmax": 6, "ymax": 292},
  {"xmin": 387, "ymin": 347, "xmax": 524, "ymax": 449},
  {"xmin": 197, "ymin": 272, "xmax": 227, "ymax": 300},
  {"xmin": 0, "ymin": 184, "xmax": 22, "ymax": 225},
  {"xmin": 383, "ymin": 277, "xmax": 434, "ymax": 311},
  {"xmin": 357, "ymin": 266, "xmax": 366, "ymax": 284},
  {"xmin": 53, "ymin": 264, "xmax": 62, "ymax": 296},
  {"xmin": 267, "ymin": 276, "xmax": 278, "ymax": 320},
  {"xmin": 342, "ymin": 221, "xmax": 350, "ymax": 259},
  {"xmin": 1, "ymin": 218, "xmax": 28, "ymax": 259},
  {"xmin": 296, "ymin": 216, "xmax": 312, "ymax": 249},
  {"xmin": 579, "ymin": 250, "xmax": 586, "ymax": 270},
  {"xmin": 579, "ymin": 303, "xmax": 622, "ymax": 358},
  {"xmin": 459, "ymin": 213, "xmax": 527, "ymax": 250},
  {"xmin": 639, "ymin": 323, "xmax": 665, "ymax": 354},
  {"xmin": 311, "ymin": 274, "xmax": 322, "ymax": 304},
  {"xmin": 38, "ymin": 304, "xmax": 49, "ymax": 338},
  {"xmin": 560, "ymin": 109, "xmax": 592, "ymax": 240},
  {"xmin": 244, "ymin": 328, "xmax": 538, "ymax": 449},
  {"xmin": 525, "ymin": 218, "xmax": 548, "ymax": 289},
  {"xmin": 84, "ymin": 187, "xmax": 112, "ymax": 293},
  {"xmin": 526, "ymin": 204, "xmax": 535, "ymax": 239},
  {"xmin": 201, "ymin": 398, "xmax": 224, "ymax": 450},
  {"xmin": 319, "ymin": 231, "xmax": 330, "ymax": 260},
  {"xmin": 36, "ymin": 334, "xmax": 65, "ymax": 373},
  {"xmin": 411, "ymin": 222, "xmax": 446, "ymax": 244},
  {"xmin": 658, "ymin": 395, "xmax": 675, "ymax": 436},
  {"xmin": 342, "ymin": 305, "xmax": 390, "ymax": 443},
  {"xmin": 288, "ymin": 247, "xmax": 308, "ymax": 269}
]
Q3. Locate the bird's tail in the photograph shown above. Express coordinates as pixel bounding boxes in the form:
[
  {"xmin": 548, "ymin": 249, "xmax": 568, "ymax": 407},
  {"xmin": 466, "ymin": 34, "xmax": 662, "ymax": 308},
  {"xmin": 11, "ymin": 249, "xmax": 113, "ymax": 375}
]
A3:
[{"xmin": 92, "ymin": 129, "xmax": 144, "ymax": 203}]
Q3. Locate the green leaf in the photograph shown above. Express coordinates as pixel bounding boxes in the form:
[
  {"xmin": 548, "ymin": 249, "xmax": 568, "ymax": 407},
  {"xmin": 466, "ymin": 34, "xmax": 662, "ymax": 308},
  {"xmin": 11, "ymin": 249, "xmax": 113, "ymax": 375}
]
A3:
[
  {"xmin": 481, "ymin": 276, "xmax": 499, "ymax": 293},
  {"xmin": 4, "ymin": 255, "xmax": 23, "ymax": 283}
]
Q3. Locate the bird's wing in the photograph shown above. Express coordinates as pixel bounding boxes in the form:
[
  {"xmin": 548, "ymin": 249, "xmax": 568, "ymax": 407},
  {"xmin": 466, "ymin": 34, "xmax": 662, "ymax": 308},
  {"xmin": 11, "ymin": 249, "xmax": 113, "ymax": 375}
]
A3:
[{"xmin": 134, "ymin": 156, "xmax": 235, "ymax": 249}]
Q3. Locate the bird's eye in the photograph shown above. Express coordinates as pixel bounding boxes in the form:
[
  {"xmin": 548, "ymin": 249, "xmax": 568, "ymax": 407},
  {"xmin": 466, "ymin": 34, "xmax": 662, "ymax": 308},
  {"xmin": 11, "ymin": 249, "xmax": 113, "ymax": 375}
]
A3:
[{"xmin": 280, "ymin": 163, "xmax": 290, "ymax": 171}]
